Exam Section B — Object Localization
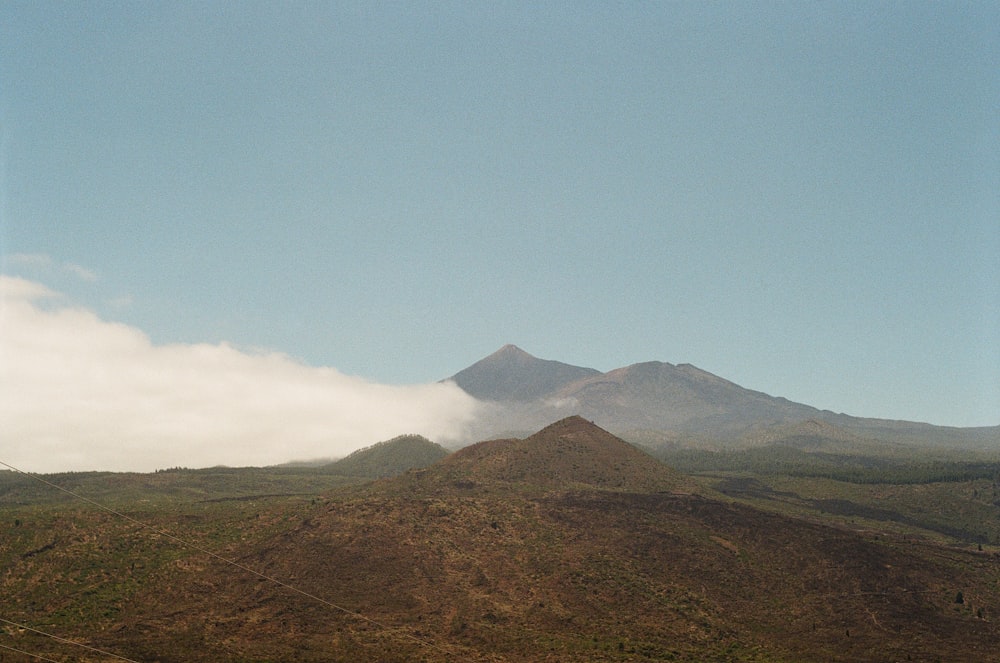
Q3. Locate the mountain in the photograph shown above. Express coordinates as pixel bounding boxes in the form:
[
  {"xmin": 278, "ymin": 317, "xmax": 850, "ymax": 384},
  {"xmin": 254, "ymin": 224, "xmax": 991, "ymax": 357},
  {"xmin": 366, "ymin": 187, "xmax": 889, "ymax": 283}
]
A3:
[
  {"xmin": 448, "ymin": 343, "xmax": 600, "ymax": 402},
  {"xmin": 327, "ymin": 433, "xmax": 449, "ymax": 478},
  {"xmin": 448, "ymin": 345, "xmax": 1000, "ymax": 449}
]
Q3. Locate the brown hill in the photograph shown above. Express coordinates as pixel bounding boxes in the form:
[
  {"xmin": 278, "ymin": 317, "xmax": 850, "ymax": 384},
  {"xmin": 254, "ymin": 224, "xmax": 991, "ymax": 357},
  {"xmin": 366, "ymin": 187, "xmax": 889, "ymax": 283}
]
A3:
[{"xmin": 435, "ymin": 415, "xmax": 690, "ymax": 493}]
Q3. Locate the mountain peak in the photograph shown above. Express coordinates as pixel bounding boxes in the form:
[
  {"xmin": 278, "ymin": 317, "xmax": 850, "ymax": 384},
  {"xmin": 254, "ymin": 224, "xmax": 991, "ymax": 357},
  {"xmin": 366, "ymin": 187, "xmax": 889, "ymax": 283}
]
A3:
[
  {"xmin": 494, "ymin": 343, "xmax": 533, "ymax": 357},
  {"xmin": 449, "ymin": 346, "xmax": 600, "ymax": 402}
]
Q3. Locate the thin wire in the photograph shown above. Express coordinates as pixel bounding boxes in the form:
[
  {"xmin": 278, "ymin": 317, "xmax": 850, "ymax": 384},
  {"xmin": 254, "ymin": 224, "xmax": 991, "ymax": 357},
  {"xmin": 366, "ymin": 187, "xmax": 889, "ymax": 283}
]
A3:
[
  {"xmin": 0, "ymin": 641, "xmax": 64, "ymax": 663},
  {"xmin": 0, "ymin": 617, "xmax": 139, "ymax": 662},
  {"xmin": 0, "ymin": 459, "xmax": 453, "ymax": 657}
]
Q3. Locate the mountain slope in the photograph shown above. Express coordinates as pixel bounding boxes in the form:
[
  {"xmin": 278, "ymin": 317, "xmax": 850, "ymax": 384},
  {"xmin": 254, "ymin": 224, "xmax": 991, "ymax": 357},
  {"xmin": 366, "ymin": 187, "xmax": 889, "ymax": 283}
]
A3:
[
  {"xmin": 554, "ymin": 360, "xmax": 821, "ymax": 433},
  {"xmin": 447, "ymin": 344, "xmax": 600, "ymax": 402}
]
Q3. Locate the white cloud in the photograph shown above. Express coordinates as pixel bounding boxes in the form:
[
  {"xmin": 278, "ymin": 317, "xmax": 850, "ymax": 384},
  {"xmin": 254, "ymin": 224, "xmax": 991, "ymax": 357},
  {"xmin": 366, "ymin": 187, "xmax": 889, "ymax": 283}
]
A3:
[
  {"xmin": 0, "ymin": 276, "xmax": 483, "ymax": 473},
  {"xmin": 64, "ymin": 262, "xmax": 99, "ymax": 282},
  {"xmin": 106, "ymin": 294, "xmax": 134, "ymax": 310},
  {"xmin": 6, "ymin": 253, "xmax": 98, "ymax": 282}
]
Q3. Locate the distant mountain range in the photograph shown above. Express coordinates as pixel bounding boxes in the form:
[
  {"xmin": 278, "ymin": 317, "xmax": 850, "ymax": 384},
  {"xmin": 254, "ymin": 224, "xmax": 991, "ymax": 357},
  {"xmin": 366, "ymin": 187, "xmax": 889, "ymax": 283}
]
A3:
[{"xmin": 448, "ymin": 345, "xmax": 999, "ymax": 450}]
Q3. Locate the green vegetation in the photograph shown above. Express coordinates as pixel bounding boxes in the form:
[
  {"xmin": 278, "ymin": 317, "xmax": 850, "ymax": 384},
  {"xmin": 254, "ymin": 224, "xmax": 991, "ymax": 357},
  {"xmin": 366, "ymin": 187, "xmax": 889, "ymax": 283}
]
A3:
[
  {"xmin": 0, "ymin": 466, "xmax": 363, "ymax": 510},
  {"xmin": 327, "ymin": 433, "xmax": 449, "ymax": 478},
  {"xmin": 653, "ymin": 445, "xmax": 1000, "ymax": 546}
]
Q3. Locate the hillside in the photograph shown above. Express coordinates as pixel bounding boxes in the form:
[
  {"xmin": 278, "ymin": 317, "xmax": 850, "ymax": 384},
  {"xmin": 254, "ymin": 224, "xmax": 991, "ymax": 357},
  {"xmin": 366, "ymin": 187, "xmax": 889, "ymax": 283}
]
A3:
[{"xmin": 326, "ymin": 433, "xmax": 449, "ymax": 478}]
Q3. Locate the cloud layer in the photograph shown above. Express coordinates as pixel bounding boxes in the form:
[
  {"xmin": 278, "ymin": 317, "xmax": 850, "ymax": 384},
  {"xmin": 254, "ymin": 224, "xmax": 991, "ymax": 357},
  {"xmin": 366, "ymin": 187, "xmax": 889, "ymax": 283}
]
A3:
[{"xmin": 0, "ymin": 276, "xmax": 482, "ymax": 472}]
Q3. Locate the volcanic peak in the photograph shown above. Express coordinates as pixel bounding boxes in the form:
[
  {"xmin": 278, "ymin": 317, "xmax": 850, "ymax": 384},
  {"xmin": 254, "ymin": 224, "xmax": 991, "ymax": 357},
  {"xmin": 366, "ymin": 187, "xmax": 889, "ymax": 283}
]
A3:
[
  {"xmin": 441, "ymin": 416, "xmax": 687, "ymax": 493},
  {"xmin": 449, "ymin": 345, "xmax": 600, "ymax": 402}
]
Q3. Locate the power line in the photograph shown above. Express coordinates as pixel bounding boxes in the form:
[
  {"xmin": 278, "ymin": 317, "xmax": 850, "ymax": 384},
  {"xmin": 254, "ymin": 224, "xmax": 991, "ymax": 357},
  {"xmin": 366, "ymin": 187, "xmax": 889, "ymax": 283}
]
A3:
[
  {"xmin": 0, "ymin": 459, "xmax": 455, "ymax": 659},
  {"xmin": 0, "ymin": 616, "xmax": 141, "ymax": 663},
  {"xmin": 0, "ymin": 641, "xmax": 64, "ymax": 663}
]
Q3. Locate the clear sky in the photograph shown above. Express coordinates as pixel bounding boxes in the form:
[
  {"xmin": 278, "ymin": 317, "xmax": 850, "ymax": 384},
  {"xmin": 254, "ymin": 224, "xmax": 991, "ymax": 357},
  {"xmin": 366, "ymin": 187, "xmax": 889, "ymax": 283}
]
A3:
[{"xmin": 1, "ymin": 3, "xmax": 997, "ymax": 469}]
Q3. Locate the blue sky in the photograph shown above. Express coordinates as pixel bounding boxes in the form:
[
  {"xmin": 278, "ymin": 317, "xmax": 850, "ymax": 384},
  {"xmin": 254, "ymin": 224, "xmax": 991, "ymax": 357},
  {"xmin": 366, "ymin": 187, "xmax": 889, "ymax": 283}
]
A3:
[{"xmin": 1, "ymin": 1, "xmax": 997, "ymax": 467}]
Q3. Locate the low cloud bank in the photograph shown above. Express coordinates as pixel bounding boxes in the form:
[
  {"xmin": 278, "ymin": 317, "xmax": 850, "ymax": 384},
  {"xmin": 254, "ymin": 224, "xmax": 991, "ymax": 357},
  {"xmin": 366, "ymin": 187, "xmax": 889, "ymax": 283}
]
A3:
[{"xmin": 0, "ymin": 276, "xmax": 482, "ymax": 472}]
